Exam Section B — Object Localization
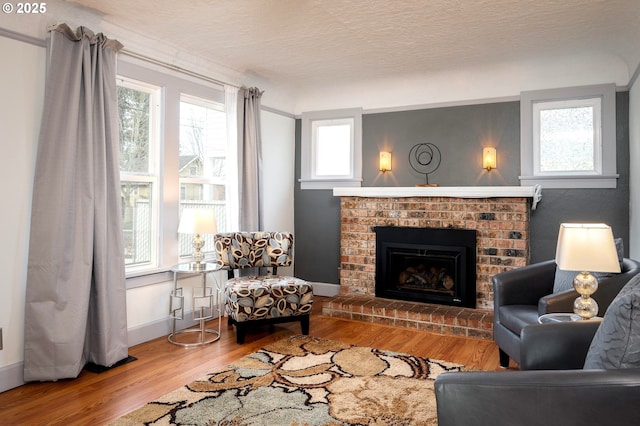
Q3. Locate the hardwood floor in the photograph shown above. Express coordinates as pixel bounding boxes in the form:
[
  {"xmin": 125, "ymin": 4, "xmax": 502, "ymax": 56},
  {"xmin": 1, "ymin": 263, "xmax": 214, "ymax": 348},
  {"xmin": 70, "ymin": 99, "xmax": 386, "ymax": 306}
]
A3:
[{"xmin": 0, "ymin": 297, "xmax": 504, "ymax": 425}]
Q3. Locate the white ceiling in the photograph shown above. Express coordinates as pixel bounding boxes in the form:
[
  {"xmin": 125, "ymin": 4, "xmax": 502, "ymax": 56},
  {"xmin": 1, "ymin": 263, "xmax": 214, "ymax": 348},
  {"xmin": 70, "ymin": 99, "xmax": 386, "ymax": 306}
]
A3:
[
  {"xmin": 3, "ymin": 0, "xmax": 640, "ymax": 112},
  {"xmin": 68, "ymin": 0, "xmax": 640, "ymax": 85}
]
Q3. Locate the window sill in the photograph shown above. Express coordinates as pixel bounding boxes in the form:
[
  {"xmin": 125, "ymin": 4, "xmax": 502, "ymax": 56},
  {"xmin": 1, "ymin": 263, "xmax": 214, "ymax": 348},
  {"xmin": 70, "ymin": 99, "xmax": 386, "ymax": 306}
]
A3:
[
  {"xmin": 126, "ymin": 269, "xmax": 173, "ymax": 289},
  {"xmin": 299, "ymin": 178, "xmax": 362, "ymax": 190},
  {"xmin": 519, "ymin": 175, "xmax": 619, "ymax": 189}
]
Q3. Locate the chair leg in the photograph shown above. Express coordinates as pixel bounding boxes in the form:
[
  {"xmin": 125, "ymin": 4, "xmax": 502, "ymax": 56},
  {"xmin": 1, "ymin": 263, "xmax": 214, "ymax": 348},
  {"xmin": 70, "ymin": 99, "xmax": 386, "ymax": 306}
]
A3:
[
  {"xmin": 235, "ymin": 325, "xmax": 245, "ymax": 344},
  {"xmin": 300, "ymin": 315, "xmax": 310, "ymax": 335},
  {"xmin": 499, "ymin": 348, "xmax": 510, "ymax": 368}
]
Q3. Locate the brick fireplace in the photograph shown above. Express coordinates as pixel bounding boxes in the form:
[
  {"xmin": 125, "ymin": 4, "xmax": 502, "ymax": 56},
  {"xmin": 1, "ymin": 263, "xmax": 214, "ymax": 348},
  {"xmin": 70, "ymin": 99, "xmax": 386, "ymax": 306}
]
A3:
[{"xmin": 322, "ymin": 186, "xmax": 541, "ymax": 340}]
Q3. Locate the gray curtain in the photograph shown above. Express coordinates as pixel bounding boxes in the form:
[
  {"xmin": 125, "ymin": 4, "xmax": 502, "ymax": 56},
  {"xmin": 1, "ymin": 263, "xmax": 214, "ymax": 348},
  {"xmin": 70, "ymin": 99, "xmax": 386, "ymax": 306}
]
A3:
[
  {"xmin": 24, "ymin": 24, "xmax": 128, "ymax": 382},
  {"xmin": 237, "ymin": 87, "xmax": 264, "ymax": 231}
]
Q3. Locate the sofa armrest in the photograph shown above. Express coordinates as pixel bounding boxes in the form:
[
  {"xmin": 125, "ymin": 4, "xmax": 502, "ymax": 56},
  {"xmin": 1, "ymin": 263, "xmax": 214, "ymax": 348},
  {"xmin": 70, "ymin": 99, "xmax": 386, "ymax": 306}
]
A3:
[
  {"xmin": 435, "ymin": 369, "xmax": 640, "ymax": 426},
  {"xmin": 538, "ymin": 288, "xmax": 576, "ymax": 313},
  {"xmin": 519, "ymin": 320, "xmax": 602, "ymax": 370},
  {"xmin": 493, "ymin": 259, "xmax": 556, "ymax": 308}
]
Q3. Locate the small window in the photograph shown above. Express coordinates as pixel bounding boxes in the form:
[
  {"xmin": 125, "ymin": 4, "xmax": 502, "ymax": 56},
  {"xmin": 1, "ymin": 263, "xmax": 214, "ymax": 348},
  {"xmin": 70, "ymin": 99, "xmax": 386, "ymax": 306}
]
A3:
[
  {"xmin": 300, "ymin": 108, "xmax": 362, "ymax": 189},
  {"xmin": 520, "ymin": 84, "xmax": 618, "ymax": 188}
]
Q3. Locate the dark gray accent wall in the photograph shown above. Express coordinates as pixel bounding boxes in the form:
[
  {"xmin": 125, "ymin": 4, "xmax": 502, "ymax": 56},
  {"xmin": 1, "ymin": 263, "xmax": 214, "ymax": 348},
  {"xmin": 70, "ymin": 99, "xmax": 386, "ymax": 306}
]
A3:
[
  {"xmin": 294, "ymin": 93, "xmax": 630, "ymax": 284},
  {"xmin": 362, "ymin": 103, "xmax": 521, "ymax": 187},
  {"xmin": 293, "ymin": 120, "xmax": 341, "ymax": 283}
]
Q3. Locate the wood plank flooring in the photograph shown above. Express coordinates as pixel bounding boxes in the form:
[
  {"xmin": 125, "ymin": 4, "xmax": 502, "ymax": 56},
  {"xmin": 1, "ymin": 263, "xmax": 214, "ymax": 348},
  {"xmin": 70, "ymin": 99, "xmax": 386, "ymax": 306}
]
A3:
[{"xmin": 0, "ymin": 297, "xmax": 506, "ymax": 425}]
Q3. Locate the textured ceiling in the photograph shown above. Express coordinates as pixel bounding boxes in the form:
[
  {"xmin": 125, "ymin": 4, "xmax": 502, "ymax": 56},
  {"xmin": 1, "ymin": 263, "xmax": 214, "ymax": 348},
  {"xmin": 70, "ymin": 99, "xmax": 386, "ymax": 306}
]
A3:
[
  {"xmin": 69, "ymin": 0, "xmax": 640, "ymax": 87},
  {"xmin": 67, "ymin": 0, "xmax": 640, "ymax": 91}
]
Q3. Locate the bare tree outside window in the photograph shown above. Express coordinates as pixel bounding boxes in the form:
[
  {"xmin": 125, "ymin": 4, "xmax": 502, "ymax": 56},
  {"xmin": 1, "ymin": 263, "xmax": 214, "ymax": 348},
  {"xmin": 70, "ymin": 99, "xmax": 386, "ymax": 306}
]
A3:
[
  {"xmin": 117, "ymin": 81, "xmax": 158, "ymax": 267},
  {"xmin": 118, "ymin": 86, "xmax": 150, "ymax": 173}
]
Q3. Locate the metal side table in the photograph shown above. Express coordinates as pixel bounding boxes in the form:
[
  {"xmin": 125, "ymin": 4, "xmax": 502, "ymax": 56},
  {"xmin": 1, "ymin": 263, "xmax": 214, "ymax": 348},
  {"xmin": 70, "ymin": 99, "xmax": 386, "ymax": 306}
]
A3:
[{"xmin": 168, "ymin": 262, "xmax": 222, "ymax": 346}]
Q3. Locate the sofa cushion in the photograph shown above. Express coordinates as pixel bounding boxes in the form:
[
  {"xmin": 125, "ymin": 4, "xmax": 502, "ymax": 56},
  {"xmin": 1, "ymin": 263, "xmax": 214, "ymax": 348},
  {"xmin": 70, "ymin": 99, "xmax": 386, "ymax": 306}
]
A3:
[
  {"xmin": 553, "ymin": 238, "xmax": 624, "ymax": 293},
  {"xmin": 498, "ymin": 305, "xmax": 541, "ymax": 335},
  {"xmin": 583, "ymin": 272, "xmax": 640, "ymax": 369},
  {"xmin": 225, "ymin": 276, "xmax": 313, "ymax": 322}
]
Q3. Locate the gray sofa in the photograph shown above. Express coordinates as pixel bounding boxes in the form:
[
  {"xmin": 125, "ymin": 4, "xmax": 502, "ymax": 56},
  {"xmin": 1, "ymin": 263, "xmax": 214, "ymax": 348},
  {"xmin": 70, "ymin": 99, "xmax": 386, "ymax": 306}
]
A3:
[
  {"xmin": 435, "ymin": 369, "xmax": 640, "ymax": 425},
  {"xmin": 435, "ymin": 264, "xmax": 640, "ymax": 426}
]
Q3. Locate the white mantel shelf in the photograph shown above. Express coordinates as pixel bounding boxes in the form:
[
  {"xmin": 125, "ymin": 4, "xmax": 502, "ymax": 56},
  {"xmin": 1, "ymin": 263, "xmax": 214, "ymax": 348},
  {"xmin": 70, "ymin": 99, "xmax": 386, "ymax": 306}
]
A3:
[{"xmin": 333, "ymin": 185, "xmax": 542, "ymax": 209}]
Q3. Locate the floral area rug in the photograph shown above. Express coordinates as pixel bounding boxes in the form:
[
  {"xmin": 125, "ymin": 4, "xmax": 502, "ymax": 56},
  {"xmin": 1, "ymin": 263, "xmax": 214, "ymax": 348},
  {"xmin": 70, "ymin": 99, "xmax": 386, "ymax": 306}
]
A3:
[{"xmin": 108, "ymin": 335, "xmax": 465, "ymax": 425}]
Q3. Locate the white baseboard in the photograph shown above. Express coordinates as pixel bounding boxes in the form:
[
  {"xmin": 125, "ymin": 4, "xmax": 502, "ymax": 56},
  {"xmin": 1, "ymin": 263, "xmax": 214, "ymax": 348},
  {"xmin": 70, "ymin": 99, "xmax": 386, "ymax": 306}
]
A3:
[
  {"xmin": 0, "ymin": 360, "xmax": 25, "ymax": 393},
  {"xmin": 311, "ymin": 282, "xmax": 340, "ymax": 297}
]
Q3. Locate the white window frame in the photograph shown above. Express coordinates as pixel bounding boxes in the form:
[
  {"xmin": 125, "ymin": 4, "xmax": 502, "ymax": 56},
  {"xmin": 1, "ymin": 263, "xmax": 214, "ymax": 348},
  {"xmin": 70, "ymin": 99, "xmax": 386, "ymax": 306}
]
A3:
[
  {"xmin": 117, "ymin": 76, "xmax": 161, "ymax": 274},
  {"xmin": 178, "ymin": 93, "xmax": 228, "ymax": 260},
  {"xmin": 520, "ymin": 84, "xmax": 618, "ymax": 188},
  {"xmin": 300, "ymin": 108, "xmax": 362, "ymax": 189}
]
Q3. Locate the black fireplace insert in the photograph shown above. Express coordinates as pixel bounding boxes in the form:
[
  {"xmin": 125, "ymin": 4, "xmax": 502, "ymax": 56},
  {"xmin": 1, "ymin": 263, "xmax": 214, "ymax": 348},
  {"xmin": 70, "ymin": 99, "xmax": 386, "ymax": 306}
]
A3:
[{"xmin": 374, "ymin": 226, "xmax": 476, "ymax": 308}]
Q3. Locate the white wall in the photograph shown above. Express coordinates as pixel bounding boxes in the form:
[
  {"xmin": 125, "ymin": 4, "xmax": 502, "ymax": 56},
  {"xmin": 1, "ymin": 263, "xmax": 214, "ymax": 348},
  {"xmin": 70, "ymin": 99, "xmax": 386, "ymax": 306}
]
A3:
[
  {"xmin": 260, "ymin": 109, "xmax": 296, "ymax": 276},
  {"xmin": 291, "ymin": 53, "xmax": 632, "ymax": 114},
  {"xmin": 261, "ymin": 111, "xmax": 296, "ymax": 230},
  {"xmin": 629, "ymin": 78, "xmax": 640, "ymax": 259},
  {"xmin": 0, "ymin": 36, "xmax": 45, "ymax": 390}
]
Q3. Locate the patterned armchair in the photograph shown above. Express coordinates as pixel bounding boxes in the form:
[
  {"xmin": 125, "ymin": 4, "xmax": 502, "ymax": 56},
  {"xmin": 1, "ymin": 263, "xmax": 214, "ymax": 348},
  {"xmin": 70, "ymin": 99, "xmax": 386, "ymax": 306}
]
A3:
[{"xmin": 213, "ymin": 231, "xmax": 313, "ymax": 343}]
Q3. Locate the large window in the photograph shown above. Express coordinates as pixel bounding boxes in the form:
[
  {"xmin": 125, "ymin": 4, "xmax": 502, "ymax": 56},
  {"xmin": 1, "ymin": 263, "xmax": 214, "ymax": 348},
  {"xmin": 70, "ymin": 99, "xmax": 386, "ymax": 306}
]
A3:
[
  {"xmin": 520, "ymin": 84, "xmax": 618, "ymax": 188},
  {"xmin": 116, "ymin": 60, "xmax": 232, "ymax": 278},
  {"xmin": 178, "ymin": 94, "xmax": 228, "ymax": 258},
  {"xmin": 300, "ymin": 108, "xmax": 362, "ymax": 189},
  {"xmin": 117, "ymin": 78, "xmax": 160, "ymax": 270}
]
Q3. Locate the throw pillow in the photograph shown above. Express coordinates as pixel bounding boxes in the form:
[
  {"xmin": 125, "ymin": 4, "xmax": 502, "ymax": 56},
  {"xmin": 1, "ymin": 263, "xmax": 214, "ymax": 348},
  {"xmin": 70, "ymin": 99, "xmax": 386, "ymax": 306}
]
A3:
[
  {"xmin": 583, "ymin": 272, "xmax": 640, "ymax": 369},
  {"xmin": 553, "ymin": 238, "xmax": 624, "ymax": 293}
]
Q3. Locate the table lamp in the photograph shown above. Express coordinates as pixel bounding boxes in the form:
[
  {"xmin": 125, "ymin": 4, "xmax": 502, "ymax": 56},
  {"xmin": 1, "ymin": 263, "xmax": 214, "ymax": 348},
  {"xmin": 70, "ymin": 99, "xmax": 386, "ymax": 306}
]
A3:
[
  {"xmin": 178, "ymin": 208, "xmax": 217, "ymax": 270},
  {"xmin": 555, "ymin": 223, "xmax": 621, "ymax": 319}
]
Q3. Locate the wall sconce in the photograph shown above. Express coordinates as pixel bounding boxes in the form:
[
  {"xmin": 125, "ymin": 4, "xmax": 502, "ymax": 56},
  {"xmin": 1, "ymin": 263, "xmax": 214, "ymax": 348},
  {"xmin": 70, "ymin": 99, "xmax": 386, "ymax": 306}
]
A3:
[
  {"xmin": 380, "ymin": 151, "xmax": 392, "ymax": 172},
  {"xmin": 483, "ymin": 147, "xmax": 497, "ymax": 171}
]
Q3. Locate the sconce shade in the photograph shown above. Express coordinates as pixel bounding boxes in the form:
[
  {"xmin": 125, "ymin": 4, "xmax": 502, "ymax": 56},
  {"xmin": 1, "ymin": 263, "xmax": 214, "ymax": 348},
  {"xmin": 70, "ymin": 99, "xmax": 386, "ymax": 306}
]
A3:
[
  {"xmin": 555, "ymin": 223, "xmax": 620, "ymax": 273},
  {"xmin": 178, "ymin": 208, "xmax": 218, "ymax": 235},
  {"xmin": 380, "ymin": 151, "xmax": 392, "ymax": 172},
  {"xmin": 483, "ymin": 147, "xmax": 497, "ymax": 171}
]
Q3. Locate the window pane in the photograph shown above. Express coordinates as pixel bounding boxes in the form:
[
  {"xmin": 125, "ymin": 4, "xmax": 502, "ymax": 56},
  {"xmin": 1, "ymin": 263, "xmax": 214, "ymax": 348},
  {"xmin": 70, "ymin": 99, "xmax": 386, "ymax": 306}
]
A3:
[
  {"xmin": 539, "ymin": 106, "xmax": 595, "ymax": 172},
  {"xmin": 179, "ymin": 101, "xmax": 227, "ymax": 179},
  {"xmin": 121, "ymin": 182, "xmax": 152, "ymax": 266},
  {"xmin": 179, "ymin": 95, "xmax": 227, "ymax": 258},
  {"xmin": 118, "ymin": 86, "xmax": 150, "ymax": 173},
  {"xmin": 315, "ymin": 124, "xmax": 351, "ymax": 176}
]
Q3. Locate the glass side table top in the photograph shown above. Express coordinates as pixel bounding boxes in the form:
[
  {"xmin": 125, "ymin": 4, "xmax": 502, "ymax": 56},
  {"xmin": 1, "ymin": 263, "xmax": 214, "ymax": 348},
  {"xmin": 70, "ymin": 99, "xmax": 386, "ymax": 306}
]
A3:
[
  {"xmin": 171, "ymin": 262, "xmax": 221, "ymax": 273},
  {"xmin": 538, "ymin": 313, "xmax": 583, "ymax": 324}
]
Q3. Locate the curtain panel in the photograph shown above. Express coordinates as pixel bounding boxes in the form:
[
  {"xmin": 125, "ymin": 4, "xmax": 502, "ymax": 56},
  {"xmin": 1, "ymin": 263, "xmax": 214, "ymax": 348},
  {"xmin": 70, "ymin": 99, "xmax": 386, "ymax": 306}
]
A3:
[
  {"xmin": 24, "ymin": 24, "xmax": 128, "ymax": 381},
  {"xmin": 237, "ymin": 87, "xmax": 264, "ymax": 232}
]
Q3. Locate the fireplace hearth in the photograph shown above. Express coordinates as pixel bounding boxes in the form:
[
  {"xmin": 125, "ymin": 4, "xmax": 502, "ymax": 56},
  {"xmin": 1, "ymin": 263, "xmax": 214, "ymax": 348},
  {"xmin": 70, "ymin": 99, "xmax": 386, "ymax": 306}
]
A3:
[{"xmin": 375, "ymin": 226, "xmax": 477, "ymax": 308}]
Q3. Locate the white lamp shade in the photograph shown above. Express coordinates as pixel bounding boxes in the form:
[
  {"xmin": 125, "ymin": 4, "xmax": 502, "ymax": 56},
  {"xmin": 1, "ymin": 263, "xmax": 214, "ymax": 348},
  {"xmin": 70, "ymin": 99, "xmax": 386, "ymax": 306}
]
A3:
[
  {"xmin": 379, "ymin": 151, "xmax": 392, "ymax": 172},
  {"xmin": 483, "ymin": 147, "xmax": 497, "ymax": 170},
  {"xmin": 555, "ymin": 223, "xmax": 620, "ymax": 273},
  {"xmin": 178, "ymin": 208, "xmax": 218, "ymax": 235}
]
